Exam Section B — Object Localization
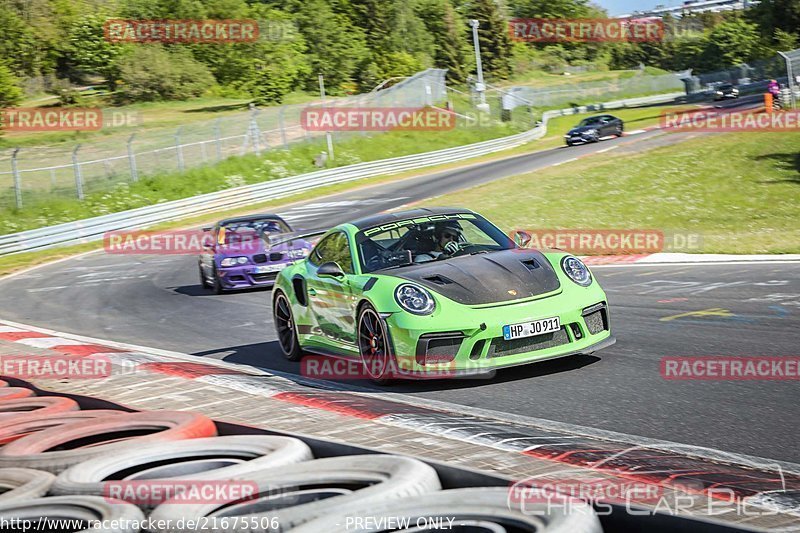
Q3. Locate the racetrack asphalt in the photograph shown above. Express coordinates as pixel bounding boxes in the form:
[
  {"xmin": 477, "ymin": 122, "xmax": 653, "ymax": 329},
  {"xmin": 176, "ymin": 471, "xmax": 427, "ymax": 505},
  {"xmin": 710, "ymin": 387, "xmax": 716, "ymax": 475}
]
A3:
[{"xmin": 3, "ymin": 96, "xmax": 796, "ymax": 464}]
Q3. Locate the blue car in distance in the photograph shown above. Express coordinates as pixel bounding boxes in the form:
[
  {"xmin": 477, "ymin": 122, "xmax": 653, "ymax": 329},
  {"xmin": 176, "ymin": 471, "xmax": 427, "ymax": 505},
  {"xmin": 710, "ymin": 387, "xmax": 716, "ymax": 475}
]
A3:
[{"xmin": 198, "ymin": 214, "xmax": 313, "ymax": 294}]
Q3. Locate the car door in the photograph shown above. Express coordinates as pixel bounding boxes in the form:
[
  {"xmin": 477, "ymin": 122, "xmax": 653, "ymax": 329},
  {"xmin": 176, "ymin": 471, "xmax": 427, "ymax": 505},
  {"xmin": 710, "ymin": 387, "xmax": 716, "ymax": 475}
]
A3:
[
  {"xmin": 305, "ymin": 232, "xmax": 358, "ymax": 346},
  {"xmin": 198, "ymin": 225, "xmax": 219, "ymax": 280},
  {"xmin": 599, "ymin": 116, "xmax": 613, "ymax": 137}
]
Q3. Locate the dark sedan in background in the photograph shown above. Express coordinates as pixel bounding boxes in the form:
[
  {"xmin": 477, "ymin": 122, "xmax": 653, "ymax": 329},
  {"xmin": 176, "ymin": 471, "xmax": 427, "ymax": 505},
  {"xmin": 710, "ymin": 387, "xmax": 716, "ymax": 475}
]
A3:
[
  {"xmin": 198, "ymin": 214, "xmax": 314, "ymax": 294},
  {"xmin": 565, "ymin": 115, "xmax": 624, "ymax": 146},
  {"xmin": 714, "ymin": 83, "xmax": 740, "ymax": 101}
]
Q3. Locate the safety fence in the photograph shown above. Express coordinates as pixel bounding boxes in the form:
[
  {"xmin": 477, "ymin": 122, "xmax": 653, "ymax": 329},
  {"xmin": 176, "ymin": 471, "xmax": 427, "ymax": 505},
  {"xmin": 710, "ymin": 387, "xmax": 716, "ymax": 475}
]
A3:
[
  {"xmin": 0, "ymin": 91, "xmax": 684, "ymax": 256},
  {"xmin": 0, "ymin": 70, "xmax": 448, "ymax": 210}
]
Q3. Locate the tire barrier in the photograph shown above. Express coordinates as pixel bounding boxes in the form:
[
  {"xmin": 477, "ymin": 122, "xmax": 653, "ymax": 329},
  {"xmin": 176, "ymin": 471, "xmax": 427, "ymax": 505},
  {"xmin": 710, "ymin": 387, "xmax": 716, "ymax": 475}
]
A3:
[
  {"xmin": 0, "ymin": 383, "xmax": 609, "ymax": 532},
  {"xmin": 0, "ymin": 411, "xmax": 217, "ymax": 473},
  {"xmin": 148, "ymin": 455, "xmax": 442, "ymax": 532},
  {"xmin": 0, "ymin": 410, "xmax": 125, "ymax": 445},
  {"xmin": 0, "ymin": 396, "xmax": 80, "ymax": 420},
  {"xmin": 0, "ymin": 495, "xmax": 144, "ymax": 533},
  {"xmin": 0, "ymin": 468, "xmax": 55, "ymax": 502},
  {"xmin": 52, "ymin": 436, "xmax": 313, "ymax": 498},
  {"xmin": 289, "ymin": 487, "xmax": 602, "ymax": 533},
  {"xmin": 0, "ymin": 388, "xmax": 35, "ymax": 401}
]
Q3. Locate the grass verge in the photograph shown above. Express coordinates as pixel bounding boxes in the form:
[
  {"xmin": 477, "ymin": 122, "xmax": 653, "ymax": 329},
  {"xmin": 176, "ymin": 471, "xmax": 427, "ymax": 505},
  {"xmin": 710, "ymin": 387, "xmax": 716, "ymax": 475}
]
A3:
[{"xmin": 422, "ymin": 131, "xmax": 800, "ymax": 254}]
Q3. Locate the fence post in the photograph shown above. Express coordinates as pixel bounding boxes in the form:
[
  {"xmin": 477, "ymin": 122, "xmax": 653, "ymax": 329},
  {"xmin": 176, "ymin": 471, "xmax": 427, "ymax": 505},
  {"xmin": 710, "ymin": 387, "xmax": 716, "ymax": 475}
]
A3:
[
  {"xmin": 11, "ymin": 148, "xmax": 22, "ymax": 209},
  {"xmin": 214, "ymin": 119, "xmax": 222, "ymax": 161},
  {"xmin": 249, "ymin": 103, "xmax": 262, "ymax": 156},
  {"xmin": 71, "ymin": 145, "xmax": 85, "ymax": 200},
  {"xmin": 175, "ymin": 127, "xmax": 185, "ymax": 172},
  {"xmin": 127, "ymin": 134, "xmax": 138, "ymax": 182},
  {"xmin": 279, "ymin": 106, "xmax": 288, "ymax": 148}
]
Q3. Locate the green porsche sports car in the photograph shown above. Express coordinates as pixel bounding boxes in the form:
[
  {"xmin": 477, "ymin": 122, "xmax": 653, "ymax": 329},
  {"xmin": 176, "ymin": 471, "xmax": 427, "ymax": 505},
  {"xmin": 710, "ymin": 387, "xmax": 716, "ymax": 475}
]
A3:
[{"xmin": 272, "ymin": 208, "xmax": 615, "ymax": 382}]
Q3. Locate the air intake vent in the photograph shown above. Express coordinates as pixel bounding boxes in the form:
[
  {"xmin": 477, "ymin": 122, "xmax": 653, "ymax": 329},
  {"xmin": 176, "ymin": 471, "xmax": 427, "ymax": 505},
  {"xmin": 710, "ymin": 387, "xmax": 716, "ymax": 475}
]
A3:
[
  {"xmin": 520, "ymin": 259, "xmax": 539, "ymax": 271},
  {"xmin": 423, "ymin": 275, "xmax": 453, "ymax": 285}
]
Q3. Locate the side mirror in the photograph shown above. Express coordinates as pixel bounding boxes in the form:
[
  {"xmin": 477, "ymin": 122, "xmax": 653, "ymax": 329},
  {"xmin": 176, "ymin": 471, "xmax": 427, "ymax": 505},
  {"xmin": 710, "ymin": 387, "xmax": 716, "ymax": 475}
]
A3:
[
  {"xmin": 514, "ymin": 230, "xmax": 532, "ymax": 248},
  {"xmin": 318, "ymin": 261, "xmax": 345, "ymax": 279}
]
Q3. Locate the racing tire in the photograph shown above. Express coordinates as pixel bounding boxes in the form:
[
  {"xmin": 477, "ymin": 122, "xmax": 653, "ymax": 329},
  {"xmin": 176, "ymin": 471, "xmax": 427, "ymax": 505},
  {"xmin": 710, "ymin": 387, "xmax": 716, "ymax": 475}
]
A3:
[
  {"xmin": 0, "ymin": 411, "xmax": 217, "ymax": 473},
  {"xmin": 357, "ymin": 304, "xmax": 395, "ymax": 385},
  {"xmin": 0, "ymin": 396, "xmax": 80, "ymax": 420},
  {"xmin": 0, "ymin": 410, "xmax": 126, "ymax": 446},
  {"xmin": 290, "ymin": 487, "xmax": 602, "ymax": 533},
  {"xmin": 52, "ymin": 435, "xmax": 313, "ymax": 497},
  {"xmin": 212, "ymin": 266, "xmax": 224, "ymax": 295},
  {"xmin": 148, "ymin": 455, "xmax": 441, "ymax": 532},
  {"xmin": 0, "ymin": 468, "xmax": 56, "ymax": 502},
  {"xmin": 0, "ymin": 388, "xmax": 35, "ymax": 401},
  {"xmin": 274, "ymin": 292, "xmax": 302, "ymax": 362},
  {"xmin": 0, "ymin": 496, "xmax": 144, "ymax": 533},
  {"xmin": 199, "ymin": 264, "xmax": 211, "ymax": 289},
  {"xmin": 615, "ymin": 124, "xmax": 624, "ymax": 137}
]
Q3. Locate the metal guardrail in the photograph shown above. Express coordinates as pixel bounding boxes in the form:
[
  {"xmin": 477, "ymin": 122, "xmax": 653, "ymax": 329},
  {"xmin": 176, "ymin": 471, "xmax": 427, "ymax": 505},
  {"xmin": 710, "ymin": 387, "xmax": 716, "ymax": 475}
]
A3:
[{"xmin": 0, "ymin": 92, "xmax": 684, "ymax": 256}]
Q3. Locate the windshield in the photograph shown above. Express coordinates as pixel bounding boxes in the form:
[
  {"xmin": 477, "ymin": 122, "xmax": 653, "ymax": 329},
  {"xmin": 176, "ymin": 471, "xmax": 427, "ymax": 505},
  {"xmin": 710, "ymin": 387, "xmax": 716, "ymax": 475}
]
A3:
[
  {"xmin": 357, "ymin": 214, "xmax": 514, "ymax": 273},
  {"xmin": 221, "ymin": 218, "xmax": 290, "ymax": 237},
  {"xmin": 579, "ymin": 117, "xmax": 603, "ymax": 126},
  {"xmin": 218, "ymin": 218, "xmax": 290, "ymax": 246}
]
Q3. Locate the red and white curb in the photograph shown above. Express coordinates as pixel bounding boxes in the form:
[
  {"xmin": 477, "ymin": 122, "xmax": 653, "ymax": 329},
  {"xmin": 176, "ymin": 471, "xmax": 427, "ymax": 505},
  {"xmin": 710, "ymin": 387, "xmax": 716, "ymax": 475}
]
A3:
[
  {"xmin": 582, "ymin": 253, "xmax": 800, "ymax": 266},
  {"xmin": 1, "ymin": 318, "xmax": 799, "ymax": 516}
]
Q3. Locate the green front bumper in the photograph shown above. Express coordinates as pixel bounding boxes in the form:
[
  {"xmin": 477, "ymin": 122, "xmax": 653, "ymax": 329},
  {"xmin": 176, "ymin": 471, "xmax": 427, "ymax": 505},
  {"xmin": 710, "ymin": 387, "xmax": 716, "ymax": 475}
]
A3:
[{"xmin": 384, "ymin": 286, "xmax": 613, "ymax": 376}]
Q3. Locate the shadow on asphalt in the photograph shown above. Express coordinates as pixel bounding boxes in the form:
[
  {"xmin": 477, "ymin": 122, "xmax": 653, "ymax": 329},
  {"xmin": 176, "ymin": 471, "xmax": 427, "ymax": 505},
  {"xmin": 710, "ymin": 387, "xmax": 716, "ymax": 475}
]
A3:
[
  {"xmin": 172, "ymin": 284, "xmax": 273, "ymax": 297},
  {"xmin": 192, "ymin": 337, "xmax": 603, "ymax": 394}
]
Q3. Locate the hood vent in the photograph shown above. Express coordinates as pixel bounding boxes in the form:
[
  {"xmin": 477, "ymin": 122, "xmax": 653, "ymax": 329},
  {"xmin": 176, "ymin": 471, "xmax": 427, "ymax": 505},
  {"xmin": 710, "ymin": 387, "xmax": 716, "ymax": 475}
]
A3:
[
  {"xmin": 423, "ymin": 275, "xmax": 454, "ymax": 286},
  {"xmin": 521, "ymin": 259, "xmax": 540, "ymax": 271}
]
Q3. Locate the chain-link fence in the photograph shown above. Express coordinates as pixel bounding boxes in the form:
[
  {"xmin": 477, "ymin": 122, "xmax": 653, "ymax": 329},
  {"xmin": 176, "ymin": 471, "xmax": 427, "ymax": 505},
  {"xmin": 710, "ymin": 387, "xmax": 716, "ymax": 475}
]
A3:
[
  {"xmin": 499, "ymin": 72, "xmax": 686, "ymax": 110},
  {"xmin": 0, "ymin": 69, "xmax": 447, "ymax": 210}
]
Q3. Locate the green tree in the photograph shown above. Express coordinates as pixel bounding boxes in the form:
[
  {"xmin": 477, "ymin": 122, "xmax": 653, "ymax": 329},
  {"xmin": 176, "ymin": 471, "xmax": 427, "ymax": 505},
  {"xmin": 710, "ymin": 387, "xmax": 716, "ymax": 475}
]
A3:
[
  {"xmin": 703, "ymin": 19, "xmax": 763, "ymax": 67},
  {"xmin": 466, "ymin": 0, "xmax": 513, "ymax": 80},
  {"xmin": 67, "ymin": 15, "xmax": 124, "ymax": 80},
  {"xmin": 0, "ymin": 65, "xmax": 23, "ymax": 107},
  {"xmin": 749, "ymin": 0, "xmax": 800, "ymax": 40},
  {"xmin": 292, "ymin": 0, "xmax": 369, "ymax": 94},
  {"xmin": 418, "ymin": 0, "xmax": 470, "ymax": 82},
  {"xmin": 508, "ymin": 0, "xmax": 594, "ymax": 18}
]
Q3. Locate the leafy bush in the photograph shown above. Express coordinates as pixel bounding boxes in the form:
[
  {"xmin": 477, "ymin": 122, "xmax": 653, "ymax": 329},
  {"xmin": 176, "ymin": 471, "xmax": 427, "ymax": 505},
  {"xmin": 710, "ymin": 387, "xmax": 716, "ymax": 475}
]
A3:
[{"xmin": 115, "ymin": 46, "xmax": 215, "ymax": 102}]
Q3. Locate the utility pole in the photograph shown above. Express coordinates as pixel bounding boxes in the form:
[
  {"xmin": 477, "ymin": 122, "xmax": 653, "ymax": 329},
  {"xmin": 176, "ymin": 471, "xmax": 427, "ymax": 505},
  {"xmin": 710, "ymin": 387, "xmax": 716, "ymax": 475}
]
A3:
[
  {"xmin": 469, "ymin": 19, "xmax": 490, "ymax": 113},
  {"xmin": 319, "ymin": 74, "xmax": 335, "ymax": 161}
]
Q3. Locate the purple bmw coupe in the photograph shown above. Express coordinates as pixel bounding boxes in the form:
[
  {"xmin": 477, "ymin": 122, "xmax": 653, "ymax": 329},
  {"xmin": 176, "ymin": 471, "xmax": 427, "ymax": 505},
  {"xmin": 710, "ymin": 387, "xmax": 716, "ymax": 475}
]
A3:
[{"xmin": 198, "ymin": 214, "xmax": 313, "ymax": 294}]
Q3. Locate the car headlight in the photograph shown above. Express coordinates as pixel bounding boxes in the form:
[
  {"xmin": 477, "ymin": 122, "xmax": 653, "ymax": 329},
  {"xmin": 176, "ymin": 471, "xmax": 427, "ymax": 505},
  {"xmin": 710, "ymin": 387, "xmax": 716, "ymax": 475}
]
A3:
[
  {"xmin": 220, "ymin": 256, "xmax": 248, "ymax": 267},
  {"xmin": 395, "ymin": 284, "xmax": 436, "ymax": 315},
  {"xmin": 561, "ymin": 256, "xmax": 592, "ymax": 287},
  {"xmin": 287, "ymin": 248, "xmax": 309, "ymax": 259}
]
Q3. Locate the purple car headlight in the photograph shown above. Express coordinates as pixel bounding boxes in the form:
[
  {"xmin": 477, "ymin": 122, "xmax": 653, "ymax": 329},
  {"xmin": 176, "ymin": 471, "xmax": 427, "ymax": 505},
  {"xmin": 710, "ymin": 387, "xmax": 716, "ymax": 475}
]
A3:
[
  {"xmin": 287, "ymin": 248, "xmax": 310, "ymax": 259},
  {"xmin": 220, "ymin": 256, "xmax": 249, "ymax": 267}
]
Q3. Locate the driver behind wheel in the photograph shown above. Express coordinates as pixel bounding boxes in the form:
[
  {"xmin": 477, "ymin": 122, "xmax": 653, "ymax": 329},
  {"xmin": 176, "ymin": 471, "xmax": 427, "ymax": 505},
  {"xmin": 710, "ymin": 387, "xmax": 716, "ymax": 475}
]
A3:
[{"xmin": 414, "ymin": 221, "xmax": 464, "ymax": 263}]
